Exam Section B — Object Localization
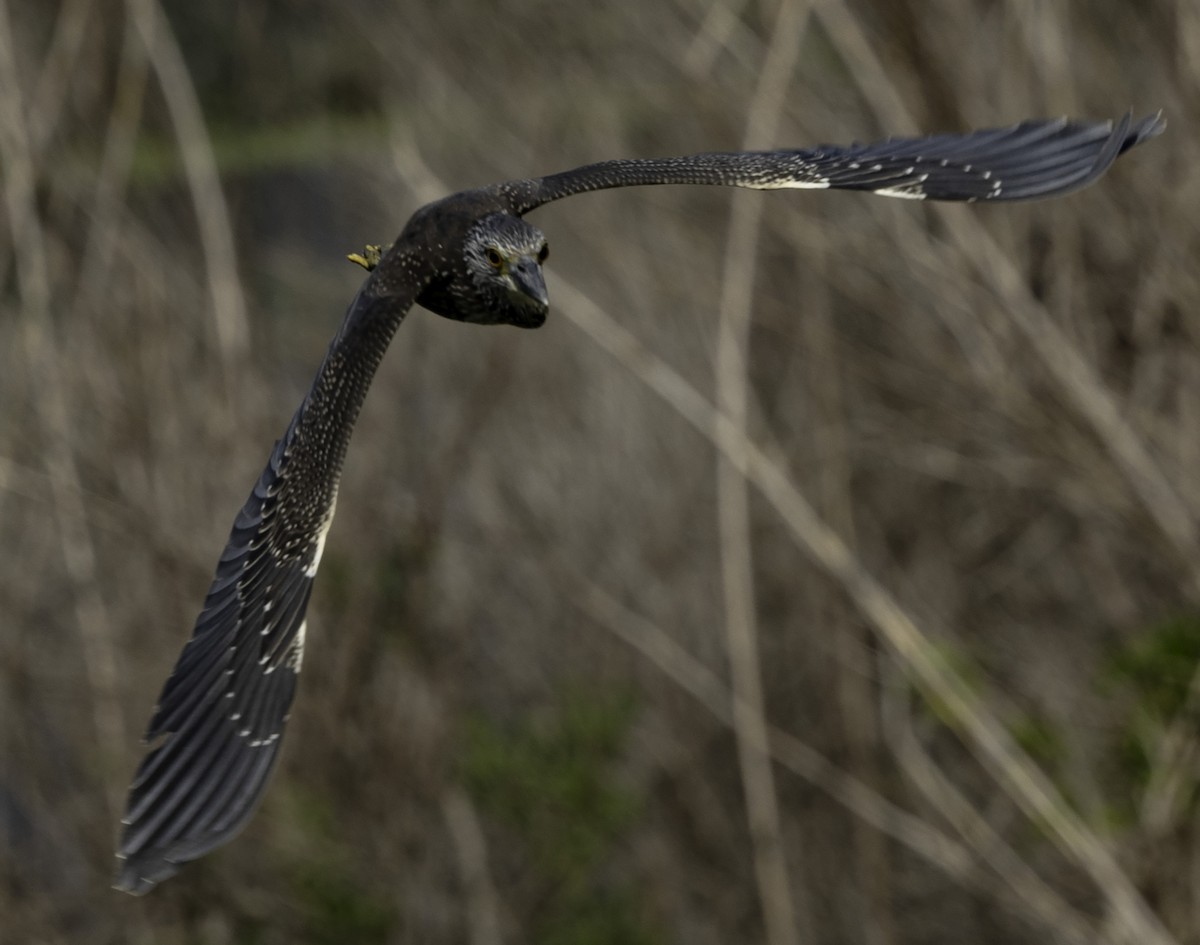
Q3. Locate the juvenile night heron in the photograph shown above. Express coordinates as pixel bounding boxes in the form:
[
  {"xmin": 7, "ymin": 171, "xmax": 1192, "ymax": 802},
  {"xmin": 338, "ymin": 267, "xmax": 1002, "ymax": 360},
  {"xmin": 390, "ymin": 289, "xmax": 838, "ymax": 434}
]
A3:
[{"xmin": 115, "ymin": 112, "xmax": 1164, "ymax": 893}]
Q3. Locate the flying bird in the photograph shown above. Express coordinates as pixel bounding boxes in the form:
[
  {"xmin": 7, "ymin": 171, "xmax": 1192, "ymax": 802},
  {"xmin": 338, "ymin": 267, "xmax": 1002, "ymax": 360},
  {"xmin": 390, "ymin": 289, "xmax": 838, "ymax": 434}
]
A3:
[{"xmin": 115, "ymin": 112, "xmax": 1164, "ymax": 893}]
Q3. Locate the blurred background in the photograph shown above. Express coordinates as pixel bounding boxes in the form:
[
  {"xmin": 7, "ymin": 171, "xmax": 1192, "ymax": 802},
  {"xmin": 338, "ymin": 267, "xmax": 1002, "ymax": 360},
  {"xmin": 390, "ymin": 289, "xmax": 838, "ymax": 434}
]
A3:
[{"xmin": 1, "ymin": 0, "xmax": 1196, "ymax": 942}]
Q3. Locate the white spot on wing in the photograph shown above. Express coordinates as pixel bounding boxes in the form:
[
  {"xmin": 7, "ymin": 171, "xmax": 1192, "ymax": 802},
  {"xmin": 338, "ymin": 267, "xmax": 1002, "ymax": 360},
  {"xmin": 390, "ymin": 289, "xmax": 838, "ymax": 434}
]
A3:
[
  {"xmin": 306, "ymin": 513, "xmax": 334, "ymax": 578},
  {"xmin": 288, "ymin": 620, "xmax": 307, "ymax": 672},
  {"xmin": 873, "ymin": 185, "xmax": 927, "ymax": 200},
  {"xmin": 743, "ymin": 179, "xmax": 831, "ymax": 191}
]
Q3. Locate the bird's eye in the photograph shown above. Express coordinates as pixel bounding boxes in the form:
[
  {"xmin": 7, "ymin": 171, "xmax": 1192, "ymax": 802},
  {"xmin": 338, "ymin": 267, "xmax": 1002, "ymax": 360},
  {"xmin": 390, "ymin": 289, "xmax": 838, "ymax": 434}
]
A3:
[
  {"xmin": 485, "ymin": 247, "xmax": 504, "ymax": 268},
  {"xmin": 537, "ymin": 243, "xmax": 549, "ymax": 264}
]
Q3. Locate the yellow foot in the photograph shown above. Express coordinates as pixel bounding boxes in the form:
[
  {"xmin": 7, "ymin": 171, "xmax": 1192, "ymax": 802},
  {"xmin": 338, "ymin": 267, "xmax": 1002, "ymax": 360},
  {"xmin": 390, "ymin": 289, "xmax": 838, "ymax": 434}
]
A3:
[{"xmin": 346, "ymin": 244, "xmax": 388, "ymax": 271}]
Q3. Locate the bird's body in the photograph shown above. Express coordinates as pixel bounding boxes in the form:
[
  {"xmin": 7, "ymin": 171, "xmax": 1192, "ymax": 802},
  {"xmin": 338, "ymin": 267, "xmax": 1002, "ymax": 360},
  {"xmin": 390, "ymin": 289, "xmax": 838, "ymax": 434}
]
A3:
[{"xmin": 115, "ymin": 112, "xmax": 1164, "ymax": 894}]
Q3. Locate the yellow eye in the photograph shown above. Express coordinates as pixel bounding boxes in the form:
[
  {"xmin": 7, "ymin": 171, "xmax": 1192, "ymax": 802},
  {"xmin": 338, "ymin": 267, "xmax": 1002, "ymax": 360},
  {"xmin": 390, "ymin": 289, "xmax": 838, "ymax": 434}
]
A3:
[
  {"xmin": 485, "ymin": 247, "xmax": 504, "ymax": 268},
  {"xmin": 537, "ymin": 243, "xmax": 549, "ymax": 264}
]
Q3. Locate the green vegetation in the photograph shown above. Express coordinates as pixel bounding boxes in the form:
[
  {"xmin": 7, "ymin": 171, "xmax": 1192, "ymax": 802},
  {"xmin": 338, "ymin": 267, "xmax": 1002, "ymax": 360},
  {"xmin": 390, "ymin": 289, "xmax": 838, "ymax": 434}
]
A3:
[
  {"xmin": 1010, "ymin": 709, "xmax": 1066, "ymax": 771},
  {"xmin": 911, "ymin": 641, "xmax": 987, "ymax": 732},
  {"xmin": 1103, "ymin": 614, "xmax": 1200, "ymax": 816},
  {"xmin": 289, "ymin": 866, "xmax": 394, "ymax": 945},
  {"xmin": 1106, "ymin": 614, "xmax": 1200, "ymax": 722},
  {"xmin": 125, "ymin": 116, "xmax": 390, "ymax": 187},
  {"xmin": 461, "ymin": 689, "xmax": 659, "ymax": 944},
  {"xmin": 268, "ymin": 786, "xmax": 397, "ymax": 944}
]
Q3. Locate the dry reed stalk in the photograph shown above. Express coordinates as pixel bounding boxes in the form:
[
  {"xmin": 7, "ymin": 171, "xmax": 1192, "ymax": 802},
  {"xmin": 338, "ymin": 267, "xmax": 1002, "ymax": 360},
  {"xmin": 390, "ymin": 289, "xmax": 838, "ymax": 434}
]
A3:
[
  {"xmin": 126, "ymin": 0, "xmax": 249, "ymax": 380},
  {"xmin": 550, "ymin": 276, "xmax": 1176, "ymax": 945},
  {"xmin": 713, "ymin": 2, "xmax": 810, "ymax": 942}
]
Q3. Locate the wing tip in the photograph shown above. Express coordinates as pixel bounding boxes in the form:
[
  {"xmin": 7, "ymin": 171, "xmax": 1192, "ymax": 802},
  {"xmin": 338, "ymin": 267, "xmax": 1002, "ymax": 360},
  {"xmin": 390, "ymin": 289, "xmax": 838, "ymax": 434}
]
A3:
[
  {"xmin": 113, "ymin": 851, "xmax": 176, "ymax": 896},
  {"xmin": 984, "ymin": 111, "xmax": 1164, "ymax": 201},
  {"xmin": 1123, "ymin": 110, "xmax": 1167, "ymax": 153},
  {"xmin": 1076, "ymin": 110, "xmax": 1164, "ymax": 194}
]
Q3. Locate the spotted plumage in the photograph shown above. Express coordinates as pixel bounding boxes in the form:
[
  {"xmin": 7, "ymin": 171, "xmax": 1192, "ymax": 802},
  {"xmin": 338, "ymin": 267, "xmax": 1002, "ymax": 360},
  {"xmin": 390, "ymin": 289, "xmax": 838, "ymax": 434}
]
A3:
[{"xmin": 115, "ymin": 112, "xmax": 1163, "ymax": 893}]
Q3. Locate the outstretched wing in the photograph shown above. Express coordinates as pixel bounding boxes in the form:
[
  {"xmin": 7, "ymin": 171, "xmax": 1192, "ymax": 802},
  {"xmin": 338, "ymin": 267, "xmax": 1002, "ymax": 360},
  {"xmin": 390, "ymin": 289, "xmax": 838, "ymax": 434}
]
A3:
[
  {"xmin": 114, "ymin": 419, "xmax": 316, "ymax": 895},
  {"xmin": 508, "ymin": 112, "xmax": 1163, "ymax": 214},
  {"xmin": 115, "ymin": 268, "xmax": 420, "ymax": 894}
]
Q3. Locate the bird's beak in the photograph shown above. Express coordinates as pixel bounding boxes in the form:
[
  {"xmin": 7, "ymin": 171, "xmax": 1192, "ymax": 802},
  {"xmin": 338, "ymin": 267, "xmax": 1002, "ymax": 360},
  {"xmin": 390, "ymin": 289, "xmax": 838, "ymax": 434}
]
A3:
[{"xmin": 507, "ymin": 255, "xmax": 549, "ymax": 309}]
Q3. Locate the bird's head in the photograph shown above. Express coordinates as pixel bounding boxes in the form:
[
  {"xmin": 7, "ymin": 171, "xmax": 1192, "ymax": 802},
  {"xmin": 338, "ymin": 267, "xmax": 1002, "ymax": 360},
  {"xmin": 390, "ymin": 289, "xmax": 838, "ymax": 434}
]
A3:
[{"xmin": 417, "ymin": 212, "xmax": 549, "ymax": 329}]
